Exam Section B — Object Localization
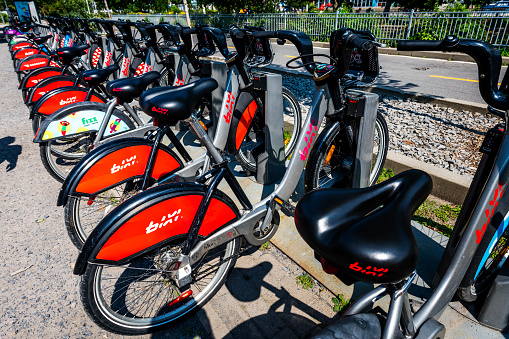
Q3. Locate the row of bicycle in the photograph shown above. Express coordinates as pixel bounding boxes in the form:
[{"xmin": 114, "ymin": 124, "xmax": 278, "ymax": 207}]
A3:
[{"xmin": 6, "ymin": 16, "xmax": 509, "ymax": 338}]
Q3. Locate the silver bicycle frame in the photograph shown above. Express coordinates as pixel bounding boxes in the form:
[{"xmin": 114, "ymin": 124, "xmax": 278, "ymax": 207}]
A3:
[
  {"xmin": 160, "ymin": 65, "xmax": 243, "ymax": 181},
  {"xmin": 186, "ymin": 85, "xmax": 333, "ymax": 263},
  {"xmin": 90, "ymin": 98, "xmax": 155, "ymax": 147}
]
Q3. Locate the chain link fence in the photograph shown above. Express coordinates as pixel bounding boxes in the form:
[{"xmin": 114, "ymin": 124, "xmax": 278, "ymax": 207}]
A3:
[{"xmin": 113, "ymin": 11, "xmax": 509, "ymax": 47}]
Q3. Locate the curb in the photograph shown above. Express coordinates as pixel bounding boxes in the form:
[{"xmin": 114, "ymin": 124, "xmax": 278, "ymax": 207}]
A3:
[{"xmin": 385, "ymin": 151, "xmax": 471, "ymax": 205}]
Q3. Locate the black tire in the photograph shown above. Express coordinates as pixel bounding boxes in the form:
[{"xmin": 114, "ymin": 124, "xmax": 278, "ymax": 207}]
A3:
[
  {"xmin": 235, "ymin": 87, "xmax": 302, "ymax": 173},
  {"xmin": 79, "ymin": 234, "xmax": 241, "ymax": 334},
  {"xmin": 304, "ymin": 112, "xmax": 389, "ymax": 193},
  {"xmin": 64, "ymin": 179, "xmax": 143, "ymax": 249},
  {"xmin": 38, "ymin": 104, "xmax": 136, "ymax": 182}
]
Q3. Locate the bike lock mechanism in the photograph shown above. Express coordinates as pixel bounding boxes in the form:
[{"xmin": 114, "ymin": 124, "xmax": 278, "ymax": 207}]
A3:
[
  {"xmin": 252, "ymin": 73, "xmax": 286, "ymax": 184},
  {"xmin": 345, "ymin": 89, "xmax": 379, "ymax": 188}
]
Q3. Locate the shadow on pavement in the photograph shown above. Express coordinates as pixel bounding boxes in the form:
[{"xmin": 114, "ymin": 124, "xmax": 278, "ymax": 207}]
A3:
[{"xmin": 0, "ymin": 136, "xmax": 22, "ymax": 171}]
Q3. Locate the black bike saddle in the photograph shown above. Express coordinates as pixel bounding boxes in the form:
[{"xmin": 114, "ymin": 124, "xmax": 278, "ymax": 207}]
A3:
[
  {"xmin": 81, "ymin": 64, "xmax": 119, "ymax": 87},
  {"xmin": 295, "ymin": 169, "xmax": 432, "ymax": 285},
  {"xmin": 139, "ymin": 78, "xmax": 218, "ymax": 124},
  {"xmin": 105, "ymin": 71, "xmax": 161, "ymax": 102},
  {"xmin": 56, "ymin": 44, "xmax": 90, "ymax": 65},
  {"xmin": 34, "ymin": 35, "xmax": 52, "ymax": 44}
]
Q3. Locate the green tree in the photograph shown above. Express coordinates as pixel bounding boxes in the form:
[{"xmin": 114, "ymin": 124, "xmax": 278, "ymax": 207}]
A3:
[
  {"xmin": 197, "ymin": 0, "xmax": 278, "ymax": 13},
  {"xmin": 285, "ymin": 0, "xmax": 312, "ymax": 11},
  {"xmin": 384, "ymin": 0, "xmax": 444, "ymax": 11}
]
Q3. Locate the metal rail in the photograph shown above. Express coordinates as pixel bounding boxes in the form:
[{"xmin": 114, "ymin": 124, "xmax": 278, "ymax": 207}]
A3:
[{"xmin": 112, "ymin": 11, "xmax": 509, "ymax": 47}]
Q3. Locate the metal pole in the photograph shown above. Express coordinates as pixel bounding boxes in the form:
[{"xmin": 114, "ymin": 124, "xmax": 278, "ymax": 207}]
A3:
[
  {"xmin": 335, "ymin": 10, "xmax": 339, "ymax": 30},
  {"xmin": 183, "ymin": 0, "xmax": 191, "ymax": 26},
  {"xmin": 405, "ymin": 9, "xmax": 414, "ymax": 39},
  {"xmin": 103, "ymin": 0, "xmax": 112, "ymax": 20}
]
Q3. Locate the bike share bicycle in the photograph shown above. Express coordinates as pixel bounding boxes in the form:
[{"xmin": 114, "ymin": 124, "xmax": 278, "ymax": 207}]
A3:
[
  {"xmin": 26, "ymin": 22, "xmax": 184, "ymax": 180},
  {"xmin": 296, "ymin": 35, "xmax": 509, "ymax": 338},
  {"xmin": 67, "ymin": 28, "xmax": 385, "ymax": 334},
  {"xmin": 55, "ymin": 25, "xmax": 302, "ymax": 249},
  {"xmin": 29, "ymin": 23, "xmax": 222, "ymax": 183}
]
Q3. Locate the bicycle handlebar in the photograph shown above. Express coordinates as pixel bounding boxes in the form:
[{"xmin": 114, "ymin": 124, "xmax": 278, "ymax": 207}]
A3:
[
  {"xmin": 397, "ymin": 35, "xmax": 509, "ymax": 111},
  {"xmin": 342, "ymin": 30, "xmax": 374, "ymax": 51},
  {"xmin": 252, "ymin": 30, "xmax": 315, "ymax": 73},
  {"xmin": 230, "ymin": 26, "xmax": 243, "ymax": 39}
]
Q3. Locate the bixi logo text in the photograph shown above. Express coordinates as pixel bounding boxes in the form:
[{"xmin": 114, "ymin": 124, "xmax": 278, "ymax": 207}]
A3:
[
  {"xmin": 110, "ymin": 155, "xmax": 137, "ymax": 174},
  {"xmin": 146, "ymin": 209, "xmax": 182, "ymax": 234}
]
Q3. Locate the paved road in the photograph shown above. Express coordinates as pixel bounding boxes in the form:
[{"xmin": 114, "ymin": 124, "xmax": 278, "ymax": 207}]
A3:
[{"xmin": 262, "ymin": 43, "xmax": 502, "ymax": 105}]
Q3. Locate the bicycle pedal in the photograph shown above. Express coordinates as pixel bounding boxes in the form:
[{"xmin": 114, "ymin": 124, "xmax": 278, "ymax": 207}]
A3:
[{"xmin": 281, "ymin": 200, "xmax": 296, "ymax": 215}]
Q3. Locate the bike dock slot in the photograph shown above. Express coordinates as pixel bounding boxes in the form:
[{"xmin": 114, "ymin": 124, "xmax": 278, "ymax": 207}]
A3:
[{"xmin": 253, "ymin": 72, "xmax": 286, "ymax": 184}]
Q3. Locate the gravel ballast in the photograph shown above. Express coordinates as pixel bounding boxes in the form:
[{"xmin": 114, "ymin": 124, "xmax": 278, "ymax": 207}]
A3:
[{"xmin": 282, "ymin": 76, "xmax": 501, "ymax": 179}]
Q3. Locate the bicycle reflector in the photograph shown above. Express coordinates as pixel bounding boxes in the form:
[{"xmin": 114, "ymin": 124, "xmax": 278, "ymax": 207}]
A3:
[{"xmin": 168, "ymin": 290, "xmax": 193, "ymax": 307}]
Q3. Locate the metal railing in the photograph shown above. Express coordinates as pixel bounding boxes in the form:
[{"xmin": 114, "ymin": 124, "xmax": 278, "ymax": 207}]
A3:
[{"xmin": 112, "ymin": 11, "xmax": 509, "ymax": 47}]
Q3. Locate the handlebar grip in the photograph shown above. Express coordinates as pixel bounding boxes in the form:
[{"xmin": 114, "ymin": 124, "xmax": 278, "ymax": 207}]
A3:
[
  {"xmin": 251, "ymin": 30, "xmax": 278, "ymax": 39},
  {"xmin": 230, "ymin": 27, "xmax": 243, "ymax": 39},
  {"xmin": 345, "ymin": 34, "xmax": 373, "ymax": 51}
]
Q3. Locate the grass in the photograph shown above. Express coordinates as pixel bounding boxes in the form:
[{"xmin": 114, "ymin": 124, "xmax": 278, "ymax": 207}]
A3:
[
  {"xmin": 413, "ymin": 199, "xmax": 461, "ymax": 237},
  {"xmin": 296, "ymin": 273, "xmax": 315, "ymax": 290},
  {"xmin": 376, "ymin": 168, "xmax": 460, "ymax": 238},
  {"xmin": 376, "ymin": 168, "xmax": 394, "ymax": 184},
  {"xmin": 332, "ymin": 294, "xmax": 351, "ymax": 315},
  {"xmin": 284, "ymin": 130, "xmax": 291, "ymax": 146},
  {"xmin": 259, "ymin": 241, "xmax": 270, "ymax": 251}
]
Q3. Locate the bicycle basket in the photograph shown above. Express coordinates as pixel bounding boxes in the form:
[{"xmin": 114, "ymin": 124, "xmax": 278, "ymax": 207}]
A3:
[{"xmin": 330, "ymin": 29, "xmax": 379, "ymax": 87}]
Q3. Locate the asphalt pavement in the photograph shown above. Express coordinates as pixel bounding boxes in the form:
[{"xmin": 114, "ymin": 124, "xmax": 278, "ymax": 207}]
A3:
[{"xmin": 261, "ymin": 42, "xmax": 498, "ymax": 105}]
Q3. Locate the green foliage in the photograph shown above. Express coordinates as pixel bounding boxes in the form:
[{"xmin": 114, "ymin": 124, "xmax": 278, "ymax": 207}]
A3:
[
  {"xmin": 443, "ymin": 2, "xmax": 470, "ymax": 12},
  {"xmin": 296, "ymin": 273, "xmax": 315, "ymax": 290},
  {"xmin": 197, "ymin": 0, "xmax": 278, "ymax": 13},
  {"xmin": 286, "ymin": 0, "xmax": 313, "ymax": 11},
  {"xmin": 412, "ymin": 199, "xmax": 462, "ymax": 238},
  {"xmin": 376, "ymin": 168, "xmax": 394, "ymax": 184},
  {"xmin": 259, "ymin": 241, "xmax": 271, "ymax": 251},
  {"xmin": 397, "ymin": 0, "xmax": 443, "ymax": 10},
  {"xmin": 501, "ymin": 48, "xmax": 509, "ymax": 57},
  {"xmin": 169, "ymin": 5, "xmax": 182, "ymax": 13},
  {"xmin": 332, "ymin": 294, "xmax": 352, "ymax": 314},
  {"xmin": 340, "ymin": 4, "xmax": 353, "ymax": 13},
  {"xmin": 434, "ymin": 204, "xmax": 461, "ymax": 223},
  {"xmin": 307, "ymin": 3, "xmax": 318, "ymax": 12}
]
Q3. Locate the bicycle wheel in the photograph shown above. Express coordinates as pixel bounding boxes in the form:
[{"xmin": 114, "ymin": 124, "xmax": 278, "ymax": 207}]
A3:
[
  {"xmin": 235, "ymin": 87, "xmax": 302, "ymax": 173},
  {"xmin": 80, "ymin": 235, "xmax": 241, "ymax": 334},
  {"xmin": 304, "ymin": 112, "xmax": 389, "ymax": 192},
  {"xmin": 40, "ymin": 135, "xmax": 91, "ymax": 182},
  {"xmin": 65, "ymin": 179, "xmax": 142, "ymax": 249},
  {"xmin": 38, "ymin": 104, "xmax": 136, "ymax": 182}
]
